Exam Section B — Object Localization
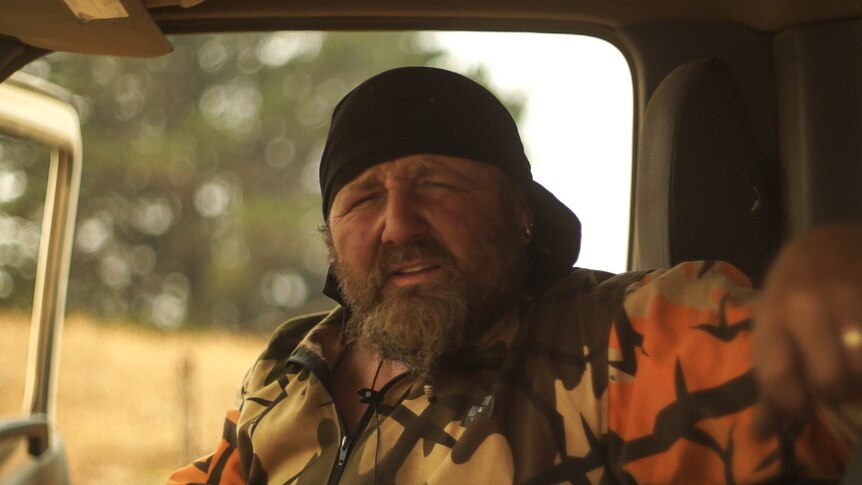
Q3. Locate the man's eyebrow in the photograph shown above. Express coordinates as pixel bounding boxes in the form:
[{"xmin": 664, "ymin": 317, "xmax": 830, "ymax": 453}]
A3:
[
  {"xmin": 412, "ymin": 165, "xmax": 434, "ymax": 178},
  {"xmin": 413, "ymin": 163, "xmax": 467, "ymax": 180},
  {"xmin": 342, "ymin": 173, "xmax": 383, "ymax": 193}
]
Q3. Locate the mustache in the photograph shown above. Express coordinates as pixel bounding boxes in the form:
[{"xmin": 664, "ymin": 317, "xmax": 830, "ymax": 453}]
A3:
[{"xmin": 369, "ymin": 238, "xmax": 456, "ymax": 284}]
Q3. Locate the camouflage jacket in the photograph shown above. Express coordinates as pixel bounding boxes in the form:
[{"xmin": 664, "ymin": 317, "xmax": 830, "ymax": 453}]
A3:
[{"xmin": 168, "ymin": 262, "xmax": 846, "ymax": 484}]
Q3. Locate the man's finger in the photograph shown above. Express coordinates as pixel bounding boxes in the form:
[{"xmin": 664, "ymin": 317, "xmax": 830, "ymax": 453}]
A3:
[
  {"xmin": 784, "ymin": 294, "xmax": 849, "ymax": 404},
  {"xmin": 840, "ymin": 323, "xmax": 862, "ymax": 398},
  {"xmin": 753, "ymin": 318, "xmax": 811, "ymax": 437}
]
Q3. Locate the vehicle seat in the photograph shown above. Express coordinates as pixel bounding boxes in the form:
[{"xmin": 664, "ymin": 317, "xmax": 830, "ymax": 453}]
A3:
[{"xmin": 632, "ymin": 57, "xmax": 777, "ymax": 284}]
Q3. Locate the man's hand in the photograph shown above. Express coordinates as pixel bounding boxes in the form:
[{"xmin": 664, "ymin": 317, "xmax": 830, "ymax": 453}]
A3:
[{"xmin": 753, "ymin": 223, "xmax": 862, "ymax": 437}]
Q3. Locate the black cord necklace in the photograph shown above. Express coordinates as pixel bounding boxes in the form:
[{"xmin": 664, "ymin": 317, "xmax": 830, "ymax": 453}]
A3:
[{"xmin": 357, "ymin": 357, "xmax": 384, "ymax": 484}]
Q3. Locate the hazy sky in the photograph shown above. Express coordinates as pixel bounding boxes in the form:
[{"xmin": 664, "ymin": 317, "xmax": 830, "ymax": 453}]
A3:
[{"xmin": 434, "ymin": 32, "xmax": 633, "ymax": 273}]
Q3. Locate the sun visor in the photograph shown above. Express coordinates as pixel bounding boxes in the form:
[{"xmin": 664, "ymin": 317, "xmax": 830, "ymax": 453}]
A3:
[{"xmin": 0, "ymin": 0, "xmax": 184, "ymax": 57}]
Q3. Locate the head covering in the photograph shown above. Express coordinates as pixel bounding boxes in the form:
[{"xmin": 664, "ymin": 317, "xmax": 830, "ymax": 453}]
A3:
[{"xmin": 319, "ymin": 66, "xmax": 581, "ymax": 302}]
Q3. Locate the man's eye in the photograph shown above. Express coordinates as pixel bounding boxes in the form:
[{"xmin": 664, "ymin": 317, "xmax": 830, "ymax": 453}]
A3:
[
  {"xmin": 348, "ymin": 194, "xmax": 378, "ymax": 210},
  {"xmin": 422, "ymin": 180, "xmax": 457, "ymax": 190}
]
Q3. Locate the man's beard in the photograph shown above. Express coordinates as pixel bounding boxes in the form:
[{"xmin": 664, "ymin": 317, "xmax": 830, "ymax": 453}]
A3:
[{"xmin": 330, "ymin": 230, "xmax": 527, "ymax": 380}]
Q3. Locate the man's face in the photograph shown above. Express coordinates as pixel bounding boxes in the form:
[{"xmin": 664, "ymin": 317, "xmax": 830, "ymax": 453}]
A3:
[{"xmin": 327, "ymin": 154, "xmax": 531, "ymax": 376}]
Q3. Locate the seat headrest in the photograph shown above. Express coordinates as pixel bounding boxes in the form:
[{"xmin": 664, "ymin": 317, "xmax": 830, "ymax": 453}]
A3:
[{"xmin": 633, "ymin": 57, "xmax": 776, "ymax": 281}]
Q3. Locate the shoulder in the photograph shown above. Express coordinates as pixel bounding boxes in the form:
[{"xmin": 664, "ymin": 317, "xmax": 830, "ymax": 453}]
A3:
[
  {"xmin": 523, "ymin": 262, "xmax": 756, "ymax": 344},
  {"xmin": 261, "ymin": 309, "xmax": 339, "ymax": 361},
  {"xmin": 522, "ymin": 268, "xmax": 650, "ymax": 352},
  {"xmin": 538, "ymin": 260, "xmax": 753, "ymax": 301},
  {"xmin": 240, "ymin": 308, "xmax": 340, "ymax": 394},
  {"xmin": 622, "ymin": 260, "xmax": 757, "ymax": 317},
  {"xmin": 528, "ymin": 267, "xmax": 648, "ymax": 319}
]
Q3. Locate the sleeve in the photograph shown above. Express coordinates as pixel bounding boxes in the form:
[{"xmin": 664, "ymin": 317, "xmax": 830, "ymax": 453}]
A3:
[
  {"xmin": 605, "ymin": 261, "xmax": 848, "ymax": 484},
  {"xmin": 166, "ymin": 409, "xmax": 244, "ymax": 485}
]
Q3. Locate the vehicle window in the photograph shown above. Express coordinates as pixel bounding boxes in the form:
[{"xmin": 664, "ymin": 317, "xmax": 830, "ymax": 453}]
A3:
[
  {"xmin": 0, "ymin": 135, "xmax": 50, "ymax": 476},
  {"xmin": 15, "ymin": 30, "xmax": 632, "ymax": 483},
  {"xmin": 432, "ymin": 32, "xmax": 632, "ymax": 273}
]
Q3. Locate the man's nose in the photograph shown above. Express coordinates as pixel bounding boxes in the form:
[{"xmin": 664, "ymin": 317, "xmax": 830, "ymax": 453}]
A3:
[{"xmin": 381, "ymin": 191, "xmax": 428, "ymax": 245}]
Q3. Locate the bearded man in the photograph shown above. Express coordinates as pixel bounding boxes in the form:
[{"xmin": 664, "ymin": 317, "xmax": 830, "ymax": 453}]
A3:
[{"xmin": 169, "ymin": 66, "xmax": 859, "ymax": 484}]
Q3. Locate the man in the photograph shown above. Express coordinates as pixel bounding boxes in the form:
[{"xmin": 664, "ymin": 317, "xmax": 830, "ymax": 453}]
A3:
[{"xmin": 169, "ymin": 66, "xmax": 857, "ymax": 484}]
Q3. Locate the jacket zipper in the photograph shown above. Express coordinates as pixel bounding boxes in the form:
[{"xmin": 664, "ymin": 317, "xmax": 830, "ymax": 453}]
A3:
[
  {"xmin": 326, "ymin": 372, "xmax": 409, "ymax": 485},
  {"xmin": 337, "ymin": 435, "xmax": 351, "ymax": 466},
  {"xmin": 327, "ymin": 408, "xmax": 372, "ymax": 485},
  {"xmin": 286, "ymin": 355, "xmax": 358, "ymax": 485}
]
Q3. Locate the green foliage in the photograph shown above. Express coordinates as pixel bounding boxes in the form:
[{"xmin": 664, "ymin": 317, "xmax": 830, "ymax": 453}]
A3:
[
  {"xmin": 1, "ymin": 31, "xmax": 522, "ymax": 332},
  {"xmin": 0, "ymin": 136, "xmax": 50, "ymax": 306}
]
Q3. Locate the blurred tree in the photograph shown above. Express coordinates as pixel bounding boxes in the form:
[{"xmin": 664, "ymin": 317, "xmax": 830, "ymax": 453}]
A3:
[
  {"xmin": 2, "ymin": 32, "xmax": 521, "ymax": 332},
  {"xmin": 0, "ymin": 136, "xmax": 50, "ymax": 308}
]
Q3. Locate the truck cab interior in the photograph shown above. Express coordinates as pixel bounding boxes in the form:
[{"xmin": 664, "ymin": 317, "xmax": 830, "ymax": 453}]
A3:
[{"xmin": 1, "ymin": 0, "xmax": 861, "ymax": 483}]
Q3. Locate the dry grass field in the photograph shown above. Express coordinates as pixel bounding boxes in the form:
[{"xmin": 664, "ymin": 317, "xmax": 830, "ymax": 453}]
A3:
[{"xmin": 0, "ymin": 312, "xmax": 269, "ymax": 484}]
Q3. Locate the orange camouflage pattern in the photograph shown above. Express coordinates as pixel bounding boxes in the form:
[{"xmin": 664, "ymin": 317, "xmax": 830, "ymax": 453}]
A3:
[{"xmin": 168, "ymin": 261, "xmax": 847, "ymax": 484}]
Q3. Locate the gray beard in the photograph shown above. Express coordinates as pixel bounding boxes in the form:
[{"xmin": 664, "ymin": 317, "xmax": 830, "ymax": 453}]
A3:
[
  {"xmin": 333, "ymin": 237, "xmax": 526, "ymax": 380},
  {"xmin": 344, "ymin": 281, "xmax": 468, "ymax": 380}
]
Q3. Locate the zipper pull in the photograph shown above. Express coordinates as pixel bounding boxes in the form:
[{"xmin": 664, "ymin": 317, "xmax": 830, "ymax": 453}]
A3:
[{"xmin": 338, "ymin": 435, "xmax": 351, "ymax": 466}]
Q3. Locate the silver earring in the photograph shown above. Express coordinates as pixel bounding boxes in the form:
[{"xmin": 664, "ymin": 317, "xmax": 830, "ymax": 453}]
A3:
[{"xmin": 524, "ymin": 224, "xmax": 533, "ymax": 239}]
